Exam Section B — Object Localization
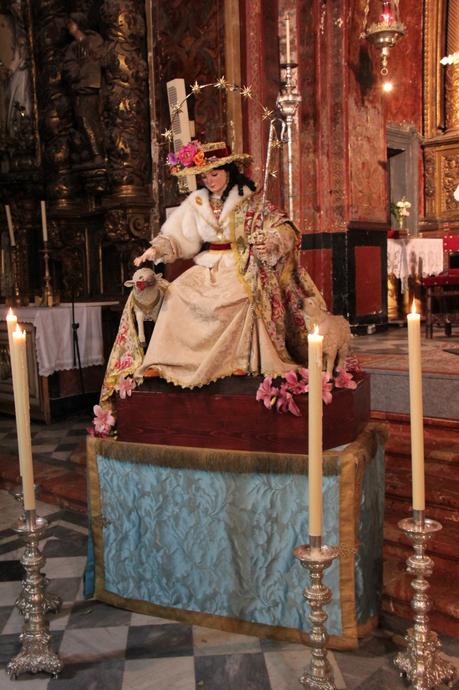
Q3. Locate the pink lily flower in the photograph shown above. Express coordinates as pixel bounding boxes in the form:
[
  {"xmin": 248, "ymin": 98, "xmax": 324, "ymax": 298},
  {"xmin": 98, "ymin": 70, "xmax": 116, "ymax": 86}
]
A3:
[
  {"xmin": 93, "ymin": 404, "xmax": 115, "ymax": 435},
  {"xmin": 116, "ymin": 376, "xmax": 136, "ymax": 399},
  {"xmin": 284, "ymin": 370, "xmax": 308, "ymax": 395},
  {"xmin": 256, "ymin": 376, "xmax": 277, "ymax": 409},
  {"xmin": 321, "ymin": 373, "xmax": 333, "ymax": 405},
  {"xmin": 276, "ymin": 384, "xmax": 301, "ymax": 416},
  {"xmin": 335, "ymin": 368, "xmax": 357, "ymax": 390},
  {"xmin": 297, "ymin": 368, "xmax": 309, "ymax": 383}
]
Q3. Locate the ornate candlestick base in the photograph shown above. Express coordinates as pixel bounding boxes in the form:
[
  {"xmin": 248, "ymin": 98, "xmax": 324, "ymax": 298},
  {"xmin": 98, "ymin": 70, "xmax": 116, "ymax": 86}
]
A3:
[
  {"xmin": 393, "ymin": 513, "xmax": 456, "ymax": 690},
  {"xmin": 7, "ymin": 511, "xmax": 63, "ymax": 679},
  {"xmin": 11, "ymin": 488, "xmax": 62, "ymax": 616},
  {"xmin": 294, "ymin": 538, "xmax": 340, "ymax": 690}
]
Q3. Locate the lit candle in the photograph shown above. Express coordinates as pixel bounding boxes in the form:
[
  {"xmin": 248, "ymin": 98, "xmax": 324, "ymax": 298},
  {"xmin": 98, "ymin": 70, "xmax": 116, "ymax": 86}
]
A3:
[
  {"xmin": 308, "ymin": 325, "xmax": 324, "ymax": 538},
  {"xmin": 285, "ymin": 13, "xmax": 291, "ymax": 64},
  {"xmin": 40, "ymin": 200, "xmax": 48, "ymax": 243},
  {"xmin": 407, "ymin": 302, "xmax": 425, "ymax": 511},
  {"xmin": 11, "ymin": 324, "xmax": 35, "ymax": 510},
  {"xmin": 5, "ymin": 205, "xmax": 15, "ymax": 247},
  {"xmin": 7, "ymin": 312, "xmax": 25, "ymax": 478}
]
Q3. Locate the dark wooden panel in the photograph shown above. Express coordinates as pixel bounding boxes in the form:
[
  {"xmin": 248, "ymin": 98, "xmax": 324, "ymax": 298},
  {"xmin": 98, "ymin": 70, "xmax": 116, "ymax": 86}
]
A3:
[{"xmin": 116, "ymin": 373, "xmax": 370, "ymax": 453}]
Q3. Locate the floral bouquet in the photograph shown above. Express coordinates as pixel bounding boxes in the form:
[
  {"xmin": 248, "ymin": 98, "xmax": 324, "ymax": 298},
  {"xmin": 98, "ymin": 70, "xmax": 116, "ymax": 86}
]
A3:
[
  {"xmin": 166, "ymin": 141, "xmax": 205, "ymax": 174},
  {"xmin": 390, "ymin": 197, "xmax": 411, "ymax": 229}
]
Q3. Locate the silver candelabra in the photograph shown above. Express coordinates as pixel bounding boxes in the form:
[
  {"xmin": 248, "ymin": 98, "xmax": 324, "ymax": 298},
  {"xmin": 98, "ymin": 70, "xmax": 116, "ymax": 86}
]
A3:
[
  {"xmin": 294, "ymin": 536, "xmax": 339, "ymax": 690},
  {"xmin": 277, "ymin": 62, "xmax": 302, "ymax": 220},
  {"xmin": 7, "ymin": 509, "xmax": 63, "ymax": 679},
  {"xmin": 393, "ymin": 510, "xmax": 456, "ymax": 690}
]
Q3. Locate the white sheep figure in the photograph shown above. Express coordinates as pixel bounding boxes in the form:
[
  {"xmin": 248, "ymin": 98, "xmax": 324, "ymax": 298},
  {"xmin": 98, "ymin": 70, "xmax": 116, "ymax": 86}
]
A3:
[
  {"xmin": 124, "ymin": 268, "xmax": 168, "ymax": 347},
  {"xmin": 303, "ymin": 296, "xmax": 352, "ymax": 380}
]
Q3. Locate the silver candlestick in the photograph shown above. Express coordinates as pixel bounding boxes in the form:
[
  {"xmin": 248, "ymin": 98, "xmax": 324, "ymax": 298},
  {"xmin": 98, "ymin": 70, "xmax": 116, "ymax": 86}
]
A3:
[
  {"xmin": 294, "ymin": 536, "xmax": 339, "ymax": 690},
  {"xmin": 277, "ymin": 62, "xmax": 302, "ymax": 220},
  {"xmin": 7, "ymin": 510, "xmax": 63, "ymax": 679},
  {"xmin": 393, "ymin": 511, "xmax": 456, "ymax": 690},
  {"xmin": 11, "ymin": 487, "xmax": 63, "ymax": 616}
]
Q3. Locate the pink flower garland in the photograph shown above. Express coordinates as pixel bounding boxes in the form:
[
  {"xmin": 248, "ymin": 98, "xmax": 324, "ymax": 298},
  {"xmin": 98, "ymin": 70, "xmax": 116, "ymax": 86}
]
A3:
[{"xmin": 255, "ymin": 363, "xmax": 359, "ymax": 416}]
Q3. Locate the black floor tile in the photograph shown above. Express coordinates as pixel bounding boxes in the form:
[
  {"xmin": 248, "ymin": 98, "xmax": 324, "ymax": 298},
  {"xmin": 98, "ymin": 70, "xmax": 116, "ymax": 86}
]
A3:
[
  {"xmin": 195, "ymin": 652, "xmax": 272, "ymax": 690},
  {"xmin": 45, "ymin": 658, "xmax": 125, "ymax": 690},
  {"xmin": 126, "ymin": 623, "xmax": 193, "ymax": 659},
  {"xmin": 0, "ymin": 560, "xmax": 24, "ymax": 582}
]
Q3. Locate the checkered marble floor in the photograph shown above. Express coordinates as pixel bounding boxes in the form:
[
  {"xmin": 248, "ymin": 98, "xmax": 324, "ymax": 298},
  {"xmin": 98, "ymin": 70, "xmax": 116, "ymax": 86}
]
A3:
[
  {"xmin": 0, "ymin": 414, "xmax": 88, "ymax": 463},
  {"xmin": 0, "ymin": 491, "xmax": 458, "ymax": 690}
]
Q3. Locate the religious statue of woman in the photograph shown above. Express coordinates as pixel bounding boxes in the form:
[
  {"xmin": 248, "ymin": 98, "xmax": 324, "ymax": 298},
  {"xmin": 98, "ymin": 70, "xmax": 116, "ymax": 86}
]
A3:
[{"xmin": 133, "ymin": 141, "xmax": 325, "ymax": 389}]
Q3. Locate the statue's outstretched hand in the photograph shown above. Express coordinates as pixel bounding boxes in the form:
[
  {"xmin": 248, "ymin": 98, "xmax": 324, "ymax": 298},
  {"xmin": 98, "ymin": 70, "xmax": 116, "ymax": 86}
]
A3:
[{"xmin": 134, "ymin": 247, "xmax": 157, "ymax": 266}]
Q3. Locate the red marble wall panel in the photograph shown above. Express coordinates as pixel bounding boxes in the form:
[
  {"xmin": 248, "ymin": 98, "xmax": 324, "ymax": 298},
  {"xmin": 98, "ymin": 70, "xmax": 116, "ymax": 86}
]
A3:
[
  {"xmin": 354, "ymin": 246, "xmax": 382, "ymax": 316},
  {"xmin": 240, "ymin": 0, "xmax": 280, "ymax": 202},
  {"xmin": 382, "ymin": 0, "xmax": 423, "ymax": 131},
  {"xmin": 348, "ymin": 3, "xmax": 387, "ymax": 223},
  {"xmin": 300, "ymin": 247, "xmax": 333, "ymax": 308}
]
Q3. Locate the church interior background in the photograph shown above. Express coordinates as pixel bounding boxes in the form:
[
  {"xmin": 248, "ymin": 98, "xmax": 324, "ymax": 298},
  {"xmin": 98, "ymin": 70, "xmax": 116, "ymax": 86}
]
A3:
[{"xmin": 0, "ymin": 0, "xmax": 458, "ymax": 688}]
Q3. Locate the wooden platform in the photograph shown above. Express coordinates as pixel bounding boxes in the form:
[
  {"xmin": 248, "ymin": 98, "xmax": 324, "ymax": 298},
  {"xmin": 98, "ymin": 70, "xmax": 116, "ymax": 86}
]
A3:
[{"xmin": 116, "ymin": 373, "xmax": 370, "ymax": 453}]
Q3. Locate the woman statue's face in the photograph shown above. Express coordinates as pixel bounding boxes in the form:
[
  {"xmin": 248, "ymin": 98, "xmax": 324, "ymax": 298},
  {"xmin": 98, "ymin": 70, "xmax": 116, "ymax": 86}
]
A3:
[{"xmin": 200, "ymin": 169, "xmax": 228, "ymax": 196}]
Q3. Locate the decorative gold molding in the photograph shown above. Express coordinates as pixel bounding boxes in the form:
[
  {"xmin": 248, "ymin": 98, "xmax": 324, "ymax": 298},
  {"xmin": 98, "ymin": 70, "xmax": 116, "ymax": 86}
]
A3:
[{"xmin": 423, "ymin": 0, "xmax": 446, "ymax": 138}]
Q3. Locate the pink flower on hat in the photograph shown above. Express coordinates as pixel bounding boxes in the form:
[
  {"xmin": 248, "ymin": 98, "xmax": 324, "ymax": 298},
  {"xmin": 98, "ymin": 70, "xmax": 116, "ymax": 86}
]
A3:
[{"xmin": 177, "ymin": 142, "xmax": 200, "ymax": 167}]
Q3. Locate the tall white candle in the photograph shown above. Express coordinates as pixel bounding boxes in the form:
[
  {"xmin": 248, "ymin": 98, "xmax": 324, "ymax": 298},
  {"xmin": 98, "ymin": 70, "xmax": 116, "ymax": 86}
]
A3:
[
  {"xmin": 11, "ymin": 324, "xmax": 35, "ymax": 510},
  {"xmin": 407, "ymin": 302, "xmax": 425, "ymax": 511},
  {"xmin": 5, "ymin": 309, "xmax": 23, "ymax": 476},
  {"xmin": 308, "ymin": 325, "xmax": 324, "ymax": 537},
  {"xmin": 40, "ymin": 200, "xmax": 48, "ymax": 243},
  {"xmin": 285, "ymin": 13, "xmax": 291, "ymax": 64},
  {"xmin": 5, "ymin": 205, "xmax": 15, "ymax": 247}
]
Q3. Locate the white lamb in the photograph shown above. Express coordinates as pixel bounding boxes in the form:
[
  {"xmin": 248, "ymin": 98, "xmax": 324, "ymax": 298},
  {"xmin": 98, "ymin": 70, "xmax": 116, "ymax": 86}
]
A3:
[
  {"xmin": 124, "ymin": 268, "xmax": 168, "ymax": 347},
  {"xmin": 303, "ymin": 297, "xmax": 352, "ymax": 379}
]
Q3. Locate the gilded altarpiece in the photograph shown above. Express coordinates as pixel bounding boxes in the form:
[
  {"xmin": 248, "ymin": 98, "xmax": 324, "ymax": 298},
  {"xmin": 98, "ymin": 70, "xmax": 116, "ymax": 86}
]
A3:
[{"xmin": 422, "ymin": 0, "xmax": 459, "ymax": 230}]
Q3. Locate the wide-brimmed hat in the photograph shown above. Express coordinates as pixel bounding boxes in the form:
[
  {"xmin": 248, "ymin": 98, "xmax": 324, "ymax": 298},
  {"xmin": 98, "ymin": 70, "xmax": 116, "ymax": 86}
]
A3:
[{"xmin": 167, "ymin": 141, "xmax": 251, "ymax": 177}]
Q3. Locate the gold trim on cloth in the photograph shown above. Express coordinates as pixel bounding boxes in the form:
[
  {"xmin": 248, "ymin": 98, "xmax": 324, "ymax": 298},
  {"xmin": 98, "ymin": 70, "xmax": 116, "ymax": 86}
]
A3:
[{"xmin": 86, "ymin": 422, "xmax": 387, "ymax": 651}]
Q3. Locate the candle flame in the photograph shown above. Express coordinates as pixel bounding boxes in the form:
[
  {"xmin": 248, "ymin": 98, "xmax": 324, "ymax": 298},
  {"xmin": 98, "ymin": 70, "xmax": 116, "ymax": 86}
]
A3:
[
  {"xmin": 14, "ymin": 324, "xmax": 22, "ymax": 335},
  {"xmin": 313, "ymin": 324, "xmax": 319, "ymax": 335},
  {"xmin": 411, "ymin": 300, "xmax": 417, "ymax": 315},
  {"xmin": 7, "ymin": 307, "xmax": 15, "ymax": 318}
]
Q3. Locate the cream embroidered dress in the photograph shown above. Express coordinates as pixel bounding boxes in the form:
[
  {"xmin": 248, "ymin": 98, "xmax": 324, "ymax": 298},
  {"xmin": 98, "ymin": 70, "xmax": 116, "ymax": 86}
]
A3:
[{"xmin": 136, "ymin": 185, "xmax": 325, "ymax": 388}]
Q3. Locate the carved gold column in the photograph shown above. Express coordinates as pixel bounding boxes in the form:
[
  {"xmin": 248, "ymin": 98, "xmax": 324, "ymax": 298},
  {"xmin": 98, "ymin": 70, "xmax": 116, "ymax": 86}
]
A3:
[
  {"xmin": 101, "ymin": 0, "xmax": 150, "ymax": 197},
  {"xmin": 445, "ymin": 0, "xmax": 459, "ymax": 131},
  {"xmin": 33, "ymin": 1, "xmax": 74, "ymax": 207}
]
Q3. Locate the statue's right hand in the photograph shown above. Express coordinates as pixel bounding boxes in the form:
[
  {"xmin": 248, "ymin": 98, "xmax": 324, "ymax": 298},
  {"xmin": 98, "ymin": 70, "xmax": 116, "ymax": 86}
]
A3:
[{"xmin": 134, "ymin": 247, "xmax": 157, "ymax": 266}]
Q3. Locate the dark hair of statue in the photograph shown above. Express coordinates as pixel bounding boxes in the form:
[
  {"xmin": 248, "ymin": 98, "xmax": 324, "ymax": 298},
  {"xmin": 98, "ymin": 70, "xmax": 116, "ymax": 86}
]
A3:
[{"xmin": 206, "ymin": 162, "xmax": 256, "ymax": 202}]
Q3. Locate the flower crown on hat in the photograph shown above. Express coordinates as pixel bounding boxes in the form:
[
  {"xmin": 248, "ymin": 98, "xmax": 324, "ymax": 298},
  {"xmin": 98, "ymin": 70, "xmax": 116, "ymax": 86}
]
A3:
[{"xmin": 166, "ymin": 140, "xmax": 251, "ymax": 177}]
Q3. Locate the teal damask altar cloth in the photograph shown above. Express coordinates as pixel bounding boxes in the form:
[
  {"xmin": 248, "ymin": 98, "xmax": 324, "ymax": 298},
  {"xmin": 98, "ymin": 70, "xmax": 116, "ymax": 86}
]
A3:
[{"xmin": 85, "ymin": 423, "xmax": 385, "ymax": 650}]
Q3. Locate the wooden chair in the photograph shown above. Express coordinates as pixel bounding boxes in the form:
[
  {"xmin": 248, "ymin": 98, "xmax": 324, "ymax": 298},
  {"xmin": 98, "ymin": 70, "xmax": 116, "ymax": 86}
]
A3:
[{"xmin": 423, "ymin": 235, "xmax": 459, "ymax": 337}]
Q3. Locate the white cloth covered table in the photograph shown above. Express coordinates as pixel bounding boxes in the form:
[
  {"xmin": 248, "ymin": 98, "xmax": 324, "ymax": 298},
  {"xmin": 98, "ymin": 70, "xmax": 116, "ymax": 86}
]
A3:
[
  {"xmin": 387, "ymin": 238, "xmax": 444, "ymax": 288},
  {"xmin": 2, "ymin": 303, "xmax": 111, "ymax": 376}
]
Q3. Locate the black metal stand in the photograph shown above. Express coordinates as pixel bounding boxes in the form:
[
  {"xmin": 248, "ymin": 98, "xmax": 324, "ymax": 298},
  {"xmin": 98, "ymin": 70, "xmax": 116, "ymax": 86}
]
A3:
[{"xmin": 71, "ymin": 292, "xmax": 85, "ymax": 397}]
